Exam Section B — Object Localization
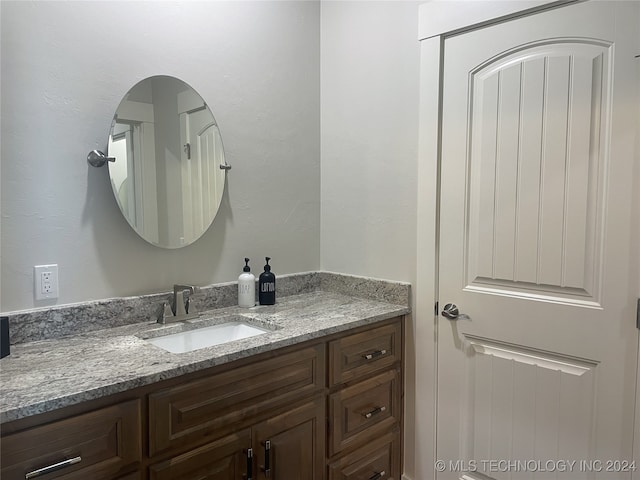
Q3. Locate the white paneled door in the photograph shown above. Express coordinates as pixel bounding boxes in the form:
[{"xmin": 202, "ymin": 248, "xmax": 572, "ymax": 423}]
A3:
[
  {"xmin": 180, "ymin": 108, "xmax": 224, "ymax": 245},
  {"xmin": 437, "ymin": 2, "xmax": 639, "ymax": 479}
]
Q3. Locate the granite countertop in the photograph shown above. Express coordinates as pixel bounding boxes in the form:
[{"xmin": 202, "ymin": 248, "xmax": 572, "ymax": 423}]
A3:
[{"xmin": 0, "ymin": 290, "xmax": 409, "ymax": 424}]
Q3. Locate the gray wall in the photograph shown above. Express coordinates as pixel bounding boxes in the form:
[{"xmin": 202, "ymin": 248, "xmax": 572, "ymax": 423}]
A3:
[
  {"xmin": 320, "ymin": 1, "xmax": 419, "ymax": 284},
  {"xmin": 1, "ymin": 1, "xmax": 321, "ymax": 311},
  {"xmin": 319, "ymin": 4, "xmax": 420, "ymax": 478},
  {"xmin": 0, "ymin": 2, "xmax": 421, "ymax": 476}
]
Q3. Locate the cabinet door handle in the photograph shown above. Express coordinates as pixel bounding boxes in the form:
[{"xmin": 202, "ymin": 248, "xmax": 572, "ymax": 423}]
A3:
[
  {"xmin": 369, "ymin": 470, "xmax": 386, "ymax": 480},
  {"xmin": 363, "ymin": 406, "xmax": 387, "ymax": 419},
  {"xmin": 362, "ymin": 349, "xmax": 387, "ymax": 360},
  {"xmin": 25, "ymin": 456, "xmax": 82, "ymax": 479},
  {"xmin": 246, "ymin": 448, "xmax": 253, "ymax": 480},
  {"xmin": 262, "ymin": 440, "xmax": 271, "ymax": 478}
]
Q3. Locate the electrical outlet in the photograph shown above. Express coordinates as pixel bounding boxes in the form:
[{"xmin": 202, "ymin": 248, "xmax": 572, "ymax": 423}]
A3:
[{"xmin": 34, "ymin": 264, "xmax": 59, "ymax": 300}]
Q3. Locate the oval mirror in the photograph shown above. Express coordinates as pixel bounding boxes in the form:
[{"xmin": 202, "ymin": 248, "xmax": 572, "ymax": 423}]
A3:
[{"xmin": 107, "ymin": 75, "xmax": 228, "ymax": 248}]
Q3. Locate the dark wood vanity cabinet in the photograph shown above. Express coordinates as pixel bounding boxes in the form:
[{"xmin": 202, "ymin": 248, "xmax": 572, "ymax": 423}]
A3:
[
  {"xmin": 147, "ymin": 343, "xmax": 326, "ymax": 480},
  {"xmin": 147, "ymin": 344, "xmax": 325, "ymax": 457},
  {"xmin": 251, "ymin": 396, "xmax": 326, "ymax": 480},
  {"xmin": 149, "ymin": 397, "xmax": 325, "ymax": 480},
  {"xmin": 327, "ymin": 320, "xmax": 403, "ymax": 480},
  {"xmin": 328, "ymin": 432, "xmax": 401, "ymax": 480},
  {"xmin": 0, "ymin": 399, "xmax": 142, "ymax": 480},
  {"xmin": 148, "ymin": 429, "xmax": 251, "ymax": 480},
  {"xmin": 0, "ymin": 317, "xmax": 403, "ymax": 480}
]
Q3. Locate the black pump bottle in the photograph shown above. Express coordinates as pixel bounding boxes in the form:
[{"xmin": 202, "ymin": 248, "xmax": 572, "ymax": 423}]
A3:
[{"xmin": 258, "ymin": 257, "xmax": 276, "ymax": 305}]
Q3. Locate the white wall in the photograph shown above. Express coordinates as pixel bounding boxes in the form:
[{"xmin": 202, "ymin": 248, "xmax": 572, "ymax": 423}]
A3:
[
  {"xmin": 1, "ymin": 2, "xmax": 422, "ymax": 474},
  {"xmin": 0, "ymin": 1, "xmax": 321, "ymax": 311},
  {"xmin": 320, "ymin": 1, "xmax": 420, "ymax": 284},
  {"xmin": 320, "ymin": 3, "xmax": 421, "ymax": 478}
]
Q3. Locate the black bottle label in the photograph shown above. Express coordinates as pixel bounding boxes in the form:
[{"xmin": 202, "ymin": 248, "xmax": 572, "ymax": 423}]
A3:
[
  {"xmin": 259, "ymin": 274, "xmax": 276, "ymax": 305},
  {"xmin": 260, "ymin": 282, "xmax": 275, "ymax": 293}
]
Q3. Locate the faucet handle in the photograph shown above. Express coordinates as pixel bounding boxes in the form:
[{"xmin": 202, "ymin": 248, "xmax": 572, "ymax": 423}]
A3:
[
  {"xmin": 186, "ymin": 290, "xmax": 206, "ymax": 315},
  {"xmin": 157, "ymin": 301, "xmax": 174, "ymax": 324}
]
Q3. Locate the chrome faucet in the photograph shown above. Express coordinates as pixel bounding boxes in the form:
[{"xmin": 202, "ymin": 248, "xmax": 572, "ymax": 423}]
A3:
[{"xmin": 159, "ymin": 284, "xmax": 201, "ymax": 324}]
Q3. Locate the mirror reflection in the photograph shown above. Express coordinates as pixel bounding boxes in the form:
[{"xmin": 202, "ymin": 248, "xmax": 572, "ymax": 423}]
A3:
[{"xmin": 108, "ymin": 75, "xmax": 227, "ymax": 248}]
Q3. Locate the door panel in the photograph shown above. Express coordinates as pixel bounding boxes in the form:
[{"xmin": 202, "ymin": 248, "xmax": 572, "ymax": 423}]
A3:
[
  {"xmin": 463, "ymin": 339, "xmax": 596, "ymax": 477},
  {"xmin": 180, "ymin": 108, "xmax": 225, "ymax": 246},
  {"xmin": 438, "ymin": 2, "xmax": 638, "ymax": 479},
  {"xmin": 467, "ymin": 41, "xmax": 609, "ymax": 305}
]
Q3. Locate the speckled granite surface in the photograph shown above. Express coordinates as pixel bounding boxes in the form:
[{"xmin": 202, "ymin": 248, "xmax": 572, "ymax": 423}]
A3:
[
  {"xmin": 0, "ymin": 273, "xmax": 410, "ymax": 424},
  {"xmin": 4, "ymin": 272, "xmax": 410, "ymax": 345},
  {"xmin": 4, "ymin": 272, "xmax": 323, "ymax": 345},
  {"xmin": 319, "ymin": 271, "xmax": 411, "ymax": 305}
]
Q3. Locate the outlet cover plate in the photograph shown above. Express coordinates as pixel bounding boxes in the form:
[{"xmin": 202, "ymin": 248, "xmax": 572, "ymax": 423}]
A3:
[{"xmin": 34, "ymin": 264, "xmax": 59, "ymax": 300}]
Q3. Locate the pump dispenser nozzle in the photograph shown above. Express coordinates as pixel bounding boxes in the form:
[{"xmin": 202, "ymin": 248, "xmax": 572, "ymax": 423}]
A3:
[{"xmin": 243, "ymin": 257, "xmax": 251, "ymax": 272}]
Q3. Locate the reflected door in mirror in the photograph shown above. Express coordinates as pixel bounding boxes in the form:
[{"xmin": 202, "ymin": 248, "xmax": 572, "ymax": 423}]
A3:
[{"xmin": 107, "ymin": 75, "xmax": 227, "ymax": 248}]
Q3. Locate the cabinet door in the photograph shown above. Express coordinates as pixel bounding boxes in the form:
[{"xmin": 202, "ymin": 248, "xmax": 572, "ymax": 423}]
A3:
[
  {"xmin": 252, "ymin": 397, "xmax": 325, "ymax": 480},
  {"xmin": 149, "ymin": 429, "xmax": 251, "ymax": 480}
]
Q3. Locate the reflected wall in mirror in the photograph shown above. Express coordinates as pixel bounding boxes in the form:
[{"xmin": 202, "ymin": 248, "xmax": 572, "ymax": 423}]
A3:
[{"xmin": 108, "ymin": 75, "xmax": 227, "ymax": 248}]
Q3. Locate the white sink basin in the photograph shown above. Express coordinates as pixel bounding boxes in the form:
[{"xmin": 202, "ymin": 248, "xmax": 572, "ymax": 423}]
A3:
[{"xmin": 145, "ymin": 321, "xmax": 270, "ymax": 354}]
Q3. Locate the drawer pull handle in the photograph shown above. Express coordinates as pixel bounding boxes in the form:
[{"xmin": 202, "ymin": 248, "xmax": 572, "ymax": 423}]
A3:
[
  {"xmin": 246, "ymin": 448, "xmax": 253, "ymax": 480},
  {"xmin": 262, "ymin": 440, "xmax": 271, "ymax": 478},
  {"xmin": 25, "ymin": 456, "xmax": 82, "ymax": 479},
  {"xmin": 369, "ymin": 471, "xmax": 386, "ymax": 480},
  {"xmin": 363, "ymin": 406, "xmax": 387, "ymax": 419},
  {"xmin": 363, "ymin": 349, "xmax": 387, "ymax": 360}
]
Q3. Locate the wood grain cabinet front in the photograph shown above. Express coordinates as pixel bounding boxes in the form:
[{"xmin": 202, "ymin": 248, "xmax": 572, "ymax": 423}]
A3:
[
  {"xmin": 329, "ymin": 368, "xmax": 400, "ymax": 456},
  {"xmin": 252, "ymin": 396, "xmax": 325, "ymax": 480},
  {"xmin": 329, "ymin": 321, "xmax": 402, "ymax": 387},
  {"xmin": 149, "ymin": 396, "xmax": 325, "ymax": 480},
  {"xmin": 149, "ymin": 429, "xmax": 252, "ymax": 480},
  {"xmin": 327, "ymin": 317, "xmax": 403, "ymax": 480},
  {"xmin": 0, "ymin": 399, "xmax": 141, "ymax": 480},
  {"xmin": 148, "ymin": 343, "xmax": 325, "ymax": 457},
  {"xmin": 328, "ymin": 432, "xmax": 401, "ymax": 480}
]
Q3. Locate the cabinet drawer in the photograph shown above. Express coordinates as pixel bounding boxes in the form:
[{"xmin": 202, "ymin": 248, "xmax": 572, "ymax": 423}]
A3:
[
  {"xmin": 0, "ymin": 399, "xmax": 141, "ymax": 480},
  {"xmin": 328, "ymin": 432, "xmax": 401, "ymax": 480},
  {"xmin": 329, "ymin": 369, "xmax": 400, "ymax": 456},
  {"xmin": 149, "ymin": 343, "xmax": 325, "ymax": 456},
  {"xmin": 329, "ymin": 320, "xmax": 401, "ymax": 387}
]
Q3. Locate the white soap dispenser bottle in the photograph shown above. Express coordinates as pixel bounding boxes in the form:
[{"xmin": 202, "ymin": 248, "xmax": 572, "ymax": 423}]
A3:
[{"xmin": 238, "ymin": 257, "xmax": 256, "ymax": 307}]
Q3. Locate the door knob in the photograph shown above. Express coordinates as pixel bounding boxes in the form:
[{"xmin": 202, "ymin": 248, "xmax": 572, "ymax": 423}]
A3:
[{"xmin": 441, "ymin": 303, "xmax": 460, "ymax": 319}]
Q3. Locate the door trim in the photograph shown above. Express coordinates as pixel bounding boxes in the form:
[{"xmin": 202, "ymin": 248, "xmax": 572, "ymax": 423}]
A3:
[
  {"xmin": 418, "ymin": 0, "xmax": 573, "ymax": 40},
  {"xmin": 634, "ymin": 36, "xmax": 640, "ymax": 480},
  {"xmin": 415, "ymin": 1, "xmax": 640, "ymax": 479}
]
